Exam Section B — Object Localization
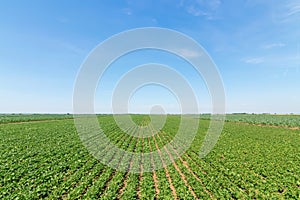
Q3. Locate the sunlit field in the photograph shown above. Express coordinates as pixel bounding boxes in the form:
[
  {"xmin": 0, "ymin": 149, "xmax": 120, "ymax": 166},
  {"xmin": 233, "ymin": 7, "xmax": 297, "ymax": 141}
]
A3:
[{"xmin": 1, "ymin": 114, "xmax": 299, "ymax": 199}]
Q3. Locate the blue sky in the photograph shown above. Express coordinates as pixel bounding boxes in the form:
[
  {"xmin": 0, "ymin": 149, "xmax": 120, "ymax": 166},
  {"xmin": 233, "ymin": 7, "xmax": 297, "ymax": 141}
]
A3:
[{"xmin": 0, "ymin": 0, "xmax": 300, "ymax": 114}]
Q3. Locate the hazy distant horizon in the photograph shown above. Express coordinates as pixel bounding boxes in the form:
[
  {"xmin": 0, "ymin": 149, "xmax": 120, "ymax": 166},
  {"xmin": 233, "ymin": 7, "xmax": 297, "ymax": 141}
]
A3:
[{"xmin": 1, "ymin": 112, "xmax": 299, "ymax": 115}]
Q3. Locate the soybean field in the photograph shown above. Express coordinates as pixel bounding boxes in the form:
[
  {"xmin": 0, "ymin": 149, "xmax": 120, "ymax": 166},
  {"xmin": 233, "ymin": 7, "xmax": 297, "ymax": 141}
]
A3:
[{"xmin": 1, "ymin": 114, "xmax": 299, "ymax": 199}]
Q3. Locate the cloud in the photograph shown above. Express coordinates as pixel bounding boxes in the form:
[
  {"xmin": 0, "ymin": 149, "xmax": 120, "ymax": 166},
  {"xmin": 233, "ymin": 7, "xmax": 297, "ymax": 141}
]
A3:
[
  {"xmin": 187, "ymin": 5, "xmax": 207, "ymax": 17},
  {"xmin": 262, "ymin": 43, "xmax": 286, "ymax": 49},
  {"xmin": 181, "ymin": 0, "xmax": 221, "ymax": 20},
  {"xmin": 243, "ymin": 52, "xmax": 300, "ymax": 67},
  {"xmin": 273, "ymin": 0, "xmax": 300, "ymax": 23},
  {"xmin": 286, "ymin": 1, "xmax": 300, "ymax": 16},
  {"xmin": 243, "ymin": 57, "xmax": 265, "ymax": 64}
]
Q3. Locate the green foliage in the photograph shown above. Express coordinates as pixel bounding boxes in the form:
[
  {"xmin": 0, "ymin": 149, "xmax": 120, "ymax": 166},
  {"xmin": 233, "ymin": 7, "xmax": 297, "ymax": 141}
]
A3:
[
  {"xmin": 0, "ymin": 114, "xmax": 299, "ymax": 199},
  {"xmin": 130, "ymin": 114, "xmax": 151, "ymax": 126},
  {"xmin": 0, "ymin": 114, "xmax": 73, "ymax": 124},
  {"xmin": 200, "ymin": 113, "xmax": 300, "ymax": 127}
]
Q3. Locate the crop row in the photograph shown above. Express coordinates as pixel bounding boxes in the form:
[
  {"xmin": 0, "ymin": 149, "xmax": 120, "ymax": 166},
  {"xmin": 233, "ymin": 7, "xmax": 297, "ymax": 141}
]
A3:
[
  {"xmin": 200, "ymin": 113, "xmax": 300, "ymax": 127},
  {"xmin": 1, "ymin": 114, "xmax": 299, "ymax": 199}
]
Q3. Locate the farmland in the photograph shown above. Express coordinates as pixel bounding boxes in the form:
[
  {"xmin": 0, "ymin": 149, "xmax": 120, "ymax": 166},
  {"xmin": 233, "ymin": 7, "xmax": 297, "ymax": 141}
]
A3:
[
  {"xmin": 0, "ymin": 114, "xmax": 300, "ymax": 199},
  {"xmin": 202, "ymin": 114, "xmax": 300, "ymax": 128},
  {"xmin": 0, "ymin": 114, "xmax": 73, "ymax": 124}
]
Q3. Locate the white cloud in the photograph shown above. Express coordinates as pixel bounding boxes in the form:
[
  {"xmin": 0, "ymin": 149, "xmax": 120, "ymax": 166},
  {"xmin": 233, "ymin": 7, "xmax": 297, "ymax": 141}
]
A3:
[
  {"xmin": 187, "ymin": 5, "xmax": 207, "ymax": 17},
  {"xmin": 243, "ymin": 57, "xmax": 265, "ymax": 64},
  {"xmin": 207, "ymin": 0, "xmax": 222, "ymax": 10},
  {"xmin": 181, "ymin": 0, "xmax": 221, "ymax": 20},
  {"xmin": 262, "ymin": 43, "xmax": 286, "ymax": 49},
  {"xmin": 242, "ymin": 52, "xmax": 300, "ymax": 67},
  {"xmin": 286, "ymin": 1, "xmax": 300, "ymax": 16},
  {"xmin": 272, "ymin": 0, "xmax": 300, "ymax": 23}
]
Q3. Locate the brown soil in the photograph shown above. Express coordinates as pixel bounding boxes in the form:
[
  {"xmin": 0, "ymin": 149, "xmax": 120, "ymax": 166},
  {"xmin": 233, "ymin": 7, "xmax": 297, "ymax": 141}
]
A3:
[
  {"xmin": 159, "ymin": 130, "xmax": 215, "ymax": 199},
  {"xmin": 164, "ymin": 145, "xmax": 199, "ymax": 200},
  {"xmin": 148, "ymin": 137, "xmax": 160, "ymax": 198},
  {"xmin": 152, "ymin": 134, "xmax": 177, "ymax": 199}
]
